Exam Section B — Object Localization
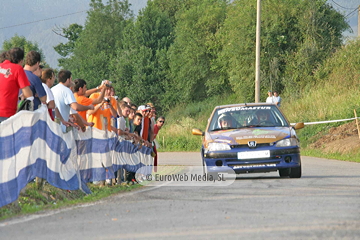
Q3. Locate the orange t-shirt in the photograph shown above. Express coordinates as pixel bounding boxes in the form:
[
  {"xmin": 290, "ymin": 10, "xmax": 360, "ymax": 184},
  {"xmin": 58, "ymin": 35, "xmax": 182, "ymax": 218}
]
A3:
[
  {"xmin": 74, "ymin": 92, "xmax": 93, "ymax": 121},
  {"xmin": 87, "ymin": 93, "xmax": 117, "ymax": 131}
]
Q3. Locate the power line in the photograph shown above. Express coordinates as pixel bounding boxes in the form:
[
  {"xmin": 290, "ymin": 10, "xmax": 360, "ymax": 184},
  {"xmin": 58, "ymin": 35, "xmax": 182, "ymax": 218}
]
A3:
[
  {"xmin": 0, "ymin": 10, "xmax": 87, "ymax": 30},
  {"xmin": 345, "ymin": 7, "xmax": 359, "ymax": 18},
  {"xmin": 331, "ymin": 0, "xmax": 358, "ymax": 10}
]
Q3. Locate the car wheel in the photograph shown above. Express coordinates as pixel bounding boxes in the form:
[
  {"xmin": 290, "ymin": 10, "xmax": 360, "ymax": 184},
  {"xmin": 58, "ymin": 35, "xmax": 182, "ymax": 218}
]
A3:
[
  {"xmin": 279, "ymin": 168, "xmax": 290, "ymax": 177},
  {"xmin": 289, "ymin": 165, "xmax": 302, "ymax": 178},
  {"xmin": 202, "ymin": 160, "xmax": 207, "ymax": 175},
  {"xmin": 202, "ymin": 160, "xmax": 218, "ymax": 179}
]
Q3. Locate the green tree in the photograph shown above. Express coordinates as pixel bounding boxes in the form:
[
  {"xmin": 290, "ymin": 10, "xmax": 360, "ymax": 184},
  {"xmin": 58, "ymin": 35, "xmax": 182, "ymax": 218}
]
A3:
[
  {"xmin": 109, "ymin": 0, "xmax": 173, "ymax": 108},
  {"xmin": 59, "ymin": 0, "xmax": 134, "ymax": 88},
  {"xmin": 166, "ymin": 0, "xmax": 228, "ymax": 105},
  {"xmin": 53, "ymin": 23, "xmax": 83, "ymax": 66},
  {"xmin": 216, "ymin": 0, "xmax": 349, "ymax": 102},
  {"xmin": 283, "ymin": 0, "xmax": 349, "ymax": 97},
  {"xmin": 2, "ymin": 34, "xmax": 45, "ymax": 62}
]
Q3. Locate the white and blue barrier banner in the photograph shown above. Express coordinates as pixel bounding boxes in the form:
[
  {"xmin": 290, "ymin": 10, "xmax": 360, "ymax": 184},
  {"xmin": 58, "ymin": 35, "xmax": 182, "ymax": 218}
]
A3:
[{"xmin": 0, "ymin": 106, "xmax": 153, "ymax": 207}]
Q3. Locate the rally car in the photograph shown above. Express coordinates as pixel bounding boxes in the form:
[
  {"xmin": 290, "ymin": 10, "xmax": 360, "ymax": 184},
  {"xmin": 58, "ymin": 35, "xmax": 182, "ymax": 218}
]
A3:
[{"xmin": 192, "ymin": 103, "xmax": 304, "ymax": 178}]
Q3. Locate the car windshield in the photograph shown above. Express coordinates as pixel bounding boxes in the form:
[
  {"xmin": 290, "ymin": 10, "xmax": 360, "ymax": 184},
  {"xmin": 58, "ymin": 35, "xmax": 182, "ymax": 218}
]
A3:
[{"xmin": 208, "ymin": 105, "xmax": 289, "ymax": 131}]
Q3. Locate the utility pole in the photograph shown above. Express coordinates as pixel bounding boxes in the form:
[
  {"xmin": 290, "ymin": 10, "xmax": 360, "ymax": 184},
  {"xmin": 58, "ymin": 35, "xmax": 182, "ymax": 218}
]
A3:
[
  {"xmin": 255, "ymin": 0, "xmax": 261, "ymax": 103},
  {"xmin": 358, "ymin": 5, "xmax": 360, "ymax": 37}
]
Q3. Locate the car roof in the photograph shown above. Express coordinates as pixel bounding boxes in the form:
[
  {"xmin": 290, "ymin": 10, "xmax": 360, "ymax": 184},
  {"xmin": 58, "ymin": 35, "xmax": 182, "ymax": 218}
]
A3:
[{"xmin": 214, "ymin": 103, "xmax": 275, "ymax": 109}]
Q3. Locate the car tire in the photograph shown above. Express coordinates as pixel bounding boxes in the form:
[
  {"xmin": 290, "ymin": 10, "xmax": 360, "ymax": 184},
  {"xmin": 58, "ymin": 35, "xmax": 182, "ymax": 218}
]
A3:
[
  {"xmin": 202, "ymin": 160, "xmax": 207, "ymax": 175},
  {"xmin": 202, "ymin": 160, "xmax": 218, "ymax": 179},
  {"xmin": 289, "ymin": 165, "xmax": 302, "ymax": 178},
  {"xmin": 279, "ymin": 168, "xmax": 290, "ymax": 177}
]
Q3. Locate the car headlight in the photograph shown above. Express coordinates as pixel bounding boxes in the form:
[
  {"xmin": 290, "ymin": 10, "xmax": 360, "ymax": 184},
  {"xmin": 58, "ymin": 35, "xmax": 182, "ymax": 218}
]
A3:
[
  {"xmin": 275, "ymin": 138, "xmax": 299, "ymax": 147},
  {"xmin": 207, "ymin": 142, "xmax": 231, "ymax": 151}
]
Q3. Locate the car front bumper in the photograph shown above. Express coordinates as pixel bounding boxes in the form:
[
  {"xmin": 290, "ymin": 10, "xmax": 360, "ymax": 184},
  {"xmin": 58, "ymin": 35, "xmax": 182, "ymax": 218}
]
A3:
[{"xmin": 203, "ymin": 146, "xmax": 301, "ymax": 174}]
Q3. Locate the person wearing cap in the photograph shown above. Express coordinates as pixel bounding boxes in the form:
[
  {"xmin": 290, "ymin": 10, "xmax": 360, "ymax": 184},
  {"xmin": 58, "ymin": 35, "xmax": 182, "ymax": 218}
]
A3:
[
  {"xmin": 266, "ymin": 90, "xmax": 274, "ymax": 104},
  {"xmin": 136, "ymin": 105, "xmax": 152, "ymax": 147},
  {"xmin": 138, "ymin": 105, "xmax": 152, "ymax": 142},
  {"xmin": 23, "ymin": 50, "xmax": 47, "ymax": 110}
]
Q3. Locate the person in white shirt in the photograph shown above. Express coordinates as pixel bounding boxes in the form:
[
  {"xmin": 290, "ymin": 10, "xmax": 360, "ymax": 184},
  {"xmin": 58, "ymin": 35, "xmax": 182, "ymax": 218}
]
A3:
[
  {"xmin": 266, "ymin": 90, "xmax": 274, "ymax": 104},
  {"xmin": 273, "ymin": 91, "xmax": 281, "ymax": 107},
  {"xmin": 51, "ymin": 70, "xmax": 94, "ymax": 132}
]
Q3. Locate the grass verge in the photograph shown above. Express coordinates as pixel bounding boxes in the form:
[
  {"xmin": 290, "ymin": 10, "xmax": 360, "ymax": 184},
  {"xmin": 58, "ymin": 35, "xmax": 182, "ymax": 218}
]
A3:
[{"xmin": 0, "ymin": 181, "xmax": 142, "ymax": 222}]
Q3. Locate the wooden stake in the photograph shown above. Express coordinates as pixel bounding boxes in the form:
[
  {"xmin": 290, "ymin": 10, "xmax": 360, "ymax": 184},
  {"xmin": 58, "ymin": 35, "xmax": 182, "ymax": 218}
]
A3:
[
  {"xmin": 354, "ymin": 109, "xmax": 360, "ymax": 140},
  {"xmin": 100, "ymin": 114, "xmax": 106, "ymax": 186}
]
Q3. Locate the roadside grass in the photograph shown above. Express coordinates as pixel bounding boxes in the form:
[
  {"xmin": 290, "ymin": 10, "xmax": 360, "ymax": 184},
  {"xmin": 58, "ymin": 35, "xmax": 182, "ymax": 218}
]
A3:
[
  {"xmin": 301, "ymin": 148, "xmax": 360, "ymax": 163},
  {"xmin": 0, "ymin": 182, "xmax": 142, "ymax": 221}
]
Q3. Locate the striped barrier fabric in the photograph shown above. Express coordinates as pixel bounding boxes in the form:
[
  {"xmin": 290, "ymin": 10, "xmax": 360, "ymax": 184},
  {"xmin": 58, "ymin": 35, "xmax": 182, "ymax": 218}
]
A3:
[{"xmin": 0, "ymin": 106, "xmax": 153, "ymax": 207}]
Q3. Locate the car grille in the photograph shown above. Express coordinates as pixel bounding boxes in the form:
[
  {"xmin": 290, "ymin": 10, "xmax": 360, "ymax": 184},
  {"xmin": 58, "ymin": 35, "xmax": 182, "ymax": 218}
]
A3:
[{"xmin": 230, "ymin": 143, "xmax": 272, "ymax": 149}]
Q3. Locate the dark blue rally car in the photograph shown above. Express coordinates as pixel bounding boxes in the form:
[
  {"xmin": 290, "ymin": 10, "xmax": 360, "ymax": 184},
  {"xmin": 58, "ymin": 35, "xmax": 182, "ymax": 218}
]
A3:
[{"xmin": 192, "ymin": 103, "xmax": 305, "ymax": 178}]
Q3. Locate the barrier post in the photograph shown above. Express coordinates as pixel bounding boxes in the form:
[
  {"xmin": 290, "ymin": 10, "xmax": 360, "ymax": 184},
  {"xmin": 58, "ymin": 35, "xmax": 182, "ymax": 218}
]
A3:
[
  {"xmin": 100, "ymin": 115, "xmax": 106, "ymax": 186},
  {"xmin": 354, "ymin": 109, "xmax": 360, "ymax": 140}
]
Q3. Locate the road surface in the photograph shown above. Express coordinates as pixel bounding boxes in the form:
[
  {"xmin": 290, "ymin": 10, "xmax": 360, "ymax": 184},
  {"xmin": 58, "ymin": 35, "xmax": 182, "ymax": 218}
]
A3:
[{"xmin": 1, "ymin": 152, "xmax": 359, "ymax": 239}]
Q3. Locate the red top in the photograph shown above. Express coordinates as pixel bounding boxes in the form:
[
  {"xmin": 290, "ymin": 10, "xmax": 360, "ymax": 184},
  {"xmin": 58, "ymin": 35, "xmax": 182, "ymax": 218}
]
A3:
[
  {"xmin": 0, "ymin": 60, "xmax": 30, "ymax": 117},
  {"xmin": 153, "ymin": 124, "xmax": 159, "ymax": 140},
  {"xmin": 142, "ymin": 117, "xmax": 150, "ymax": 141}
]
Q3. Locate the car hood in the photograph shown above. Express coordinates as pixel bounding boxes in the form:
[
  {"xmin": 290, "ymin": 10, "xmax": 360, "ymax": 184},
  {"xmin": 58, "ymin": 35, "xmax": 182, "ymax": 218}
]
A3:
[{"xmin": 206, "ymin": 127, "xmax": 292, "ymax": 145}]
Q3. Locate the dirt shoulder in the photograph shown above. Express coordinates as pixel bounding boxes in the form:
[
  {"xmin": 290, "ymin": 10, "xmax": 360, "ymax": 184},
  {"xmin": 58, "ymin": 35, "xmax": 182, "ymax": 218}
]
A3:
[{"xmin": 308, "ymin": 121, "xmax": 360, "ymax": 154}]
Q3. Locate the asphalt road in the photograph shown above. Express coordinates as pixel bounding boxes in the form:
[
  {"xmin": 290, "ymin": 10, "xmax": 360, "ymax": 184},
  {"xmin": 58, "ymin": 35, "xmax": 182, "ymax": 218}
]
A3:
[{"xmin": 1, "ymin": 152, "xmax": 360, "ymax": 240}]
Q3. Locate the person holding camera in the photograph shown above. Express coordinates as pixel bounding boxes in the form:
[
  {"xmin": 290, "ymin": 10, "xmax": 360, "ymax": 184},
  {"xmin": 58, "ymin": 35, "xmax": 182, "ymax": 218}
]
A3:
[
  {"xmin": 87, "ymin": 84, "xmax": 117, "ymax": 131},
  {"xmin": 73, "ymin": 79, "xmax": 107, "ymax": 122}
]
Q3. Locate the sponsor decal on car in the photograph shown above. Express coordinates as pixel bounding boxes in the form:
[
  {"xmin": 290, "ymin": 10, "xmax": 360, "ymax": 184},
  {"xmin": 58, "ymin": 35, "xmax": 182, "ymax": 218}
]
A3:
[
  {"xmin": 218, "ymin": 106, "xmax": 271, "ymax": 115},
  {"xmin": 236, "ymin": 135, "xmax": 276, "ymax": 140},
  {"xmin": 233, "ymin": 163, "xmax": 277, "ymax": 169}
]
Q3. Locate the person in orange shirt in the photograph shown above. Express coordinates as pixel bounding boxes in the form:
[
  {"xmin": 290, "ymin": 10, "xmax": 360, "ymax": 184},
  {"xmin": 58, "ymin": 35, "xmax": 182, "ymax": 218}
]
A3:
[
  {"xmin": 87, "ymin": 86, "xmax": 117, "ymax": 131},
  {"xmin": 73, "ymin": 79, "xmax": 107, "ymax": 121}
]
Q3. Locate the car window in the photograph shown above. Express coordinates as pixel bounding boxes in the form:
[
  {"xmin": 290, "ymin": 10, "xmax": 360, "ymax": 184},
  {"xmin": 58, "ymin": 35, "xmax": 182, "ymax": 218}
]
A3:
[{"xmin": 208, "ymin": 105, "xmax": 289, "ymax": 131}]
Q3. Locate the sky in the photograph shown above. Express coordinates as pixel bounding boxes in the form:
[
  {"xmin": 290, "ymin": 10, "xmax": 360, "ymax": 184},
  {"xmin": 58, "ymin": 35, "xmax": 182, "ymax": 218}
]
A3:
[{"xmin": 0, "ymin": 0, "xmax": 148, "ymax": 68}]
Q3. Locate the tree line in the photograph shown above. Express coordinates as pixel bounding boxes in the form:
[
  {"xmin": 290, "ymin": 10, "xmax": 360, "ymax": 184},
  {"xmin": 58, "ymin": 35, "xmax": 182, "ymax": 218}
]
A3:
[{"xmin": 2, "ymin": 0, "xmax": 349, "ymax": 112}]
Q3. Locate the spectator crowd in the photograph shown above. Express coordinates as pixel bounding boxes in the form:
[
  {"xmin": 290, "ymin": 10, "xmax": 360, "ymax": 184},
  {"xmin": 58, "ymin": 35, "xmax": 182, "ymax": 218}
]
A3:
[{"xmin": 0, "ymin": 47, "xmax": 165, "ymax": 185}]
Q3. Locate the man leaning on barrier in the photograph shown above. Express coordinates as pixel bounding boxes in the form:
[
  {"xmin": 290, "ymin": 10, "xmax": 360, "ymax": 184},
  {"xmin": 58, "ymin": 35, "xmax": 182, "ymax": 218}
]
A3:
[{"xmin": 0, "ymin": 48, "xmax": 33, "ymax": 123}]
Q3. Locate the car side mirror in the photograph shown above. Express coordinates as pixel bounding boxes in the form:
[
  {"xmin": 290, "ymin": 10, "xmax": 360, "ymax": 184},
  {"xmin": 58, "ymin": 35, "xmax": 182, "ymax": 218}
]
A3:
[
  {"xmin": 293, "ymin": 122, "xmax": 305, "ymax": 130},
  {"xmin": 192, "ymin": 128, "xmax": 204, "ymax": 136}
]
